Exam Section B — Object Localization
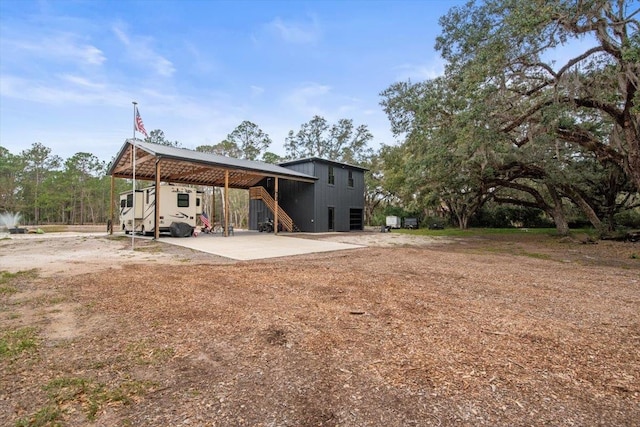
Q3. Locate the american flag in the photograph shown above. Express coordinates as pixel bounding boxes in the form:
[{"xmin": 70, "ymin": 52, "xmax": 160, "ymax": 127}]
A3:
[
  {"xmin": 135, "ymin": 106, "xmax": 148, "ymax": 137},
  {"xmin": 200, "ymin": 212, "xmax": 211, "ymax": 229}
]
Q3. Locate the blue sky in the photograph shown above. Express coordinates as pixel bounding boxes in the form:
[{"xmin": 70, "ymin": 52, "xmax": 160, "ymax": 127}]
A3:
[{"xmin": 0, "ymin": 0, "xmax": 464, "ymax": 163}]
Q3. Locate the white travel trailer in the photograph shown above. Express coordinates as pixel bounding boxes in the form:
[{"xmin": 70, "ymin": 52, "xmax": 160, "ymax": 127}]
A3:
[
  {"xmin": 385, "ymin": 215, "xmax": 401, "ymax": 229},
  {"xmin": 119, "ymin": 184, "xmax": 203, "ymax": 236}
]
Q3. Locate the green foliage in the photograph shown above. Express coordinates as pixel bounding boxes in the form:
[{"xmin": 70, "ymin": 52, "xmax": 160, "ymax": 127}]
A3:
[
  {"xmin": 3, "ymin": 142, "xmax": 119, "ymax": 225},
  {"xmin": 15, "ymin": 405, "xmax": 62, "ymax": 427},
  {"xmin": 126, "ymin": 340, "xmax": 175, "ymax": 365},
  {"xmin": 43, "ymin": 377, "xmax": 152, "ymax": 421},
  {"xmin": 144, "ymin": 129, "xmax": 181, "ymax": 147},
  {"xmin": 381, "ymin": 0, "xmax": 639, "ymax": 233},
  {"xmin": 261, "ymin": 151, "xmax": 284, "ymax": 164},
  {"xmin": 0, "ymin": 327, "xmax": 39, "ymax": 358},
  {"xmin": 196, "ymin": 140, "xmax": 242, "ymax": 157},
  {"xmin": 436, "ymin": 0, "xmax": 640, "ymax": 192},
  {"xmin": 614, "ymin": 209, "xmax": 640, "ymax": 228},
  {"xmin": 0, "ymin": 270, "xmax": 39, "ymax": 296},
  {"xmin": 0, "ymin": 269, "xmax": 39, "ymax": 286},
  {"xmin": 396, "ymin": 227, "xmax": 559, "ymax": 237},
  {"xmin": 284, "ymin": 115, "xmax": 373, "ymax": 164},
  {"xmin": 226, "ymin": 120, "xmax": 272, "ymax": 161},
  {"xmin": 196, "ymin": 122, "xmax": 272, "ymax": 162},
  {"xmin": 0, "ymin": 285, "xmax": 17, "ymax": 295},
  {"xmin": 471, "ymin": 204, "xmax": 553, "ymax": 228}
]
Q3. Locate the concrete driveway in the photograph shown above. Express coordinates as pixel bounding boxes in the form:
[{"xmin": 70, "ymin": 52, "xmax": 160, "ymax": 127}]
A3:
[{"xmin": 157, "ymin": 231, "xmax": 365, "ymax": 261}]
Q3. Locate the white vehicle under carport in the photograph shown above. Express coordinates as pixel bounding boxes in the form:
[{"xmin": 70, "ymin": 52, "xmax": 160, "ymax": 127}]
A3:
[{"xmin": 119, "ymin": 184, "xmax": 203, "ymax": 236}]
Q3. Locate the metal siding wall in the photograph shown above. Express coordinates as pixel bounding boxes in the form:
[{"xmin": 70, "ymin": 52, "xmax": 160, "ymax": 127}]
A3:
[
  {"xmin": 314, "ymin": 163, "xmax": 331, "ymax": 232},
  {"xmin": 299, "ymin": 161, "xmax": 366, "ymax": 232},
  {"xmin": 282, "ymin": 162, "xmax": 315, "ymax": 176},
  {"xmin": 249, "ymin": 178, "xmax": 270, "ymax": 230},
  {"xmin": 279, "ymin": 181, "xmax": 315, "ymax": 232},
  {"xmin": 335, "ymin": 166, "xmax": 350, "ymax": 232},
  {"xmin": 249, "ymin": 160, "xmax": 365, "ymax": 233}
]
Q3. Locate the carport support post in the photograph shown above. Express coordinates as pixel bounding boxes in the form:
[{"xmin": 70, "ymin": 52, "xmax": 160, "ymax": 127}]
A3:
[
  {"xmin": 274, "ymin": 177, "xmax": 279, "ymax": 235},
  {"xmin": 154, "ymin": 160, "xmax": 161, "ymax": 240},
  {"xmin": 109, "ymin": 175, "xmax": 114, "ymax": 235},
  {"xmin": 224, "ymin": 170, "xmax": 229, "ymax": 237}
]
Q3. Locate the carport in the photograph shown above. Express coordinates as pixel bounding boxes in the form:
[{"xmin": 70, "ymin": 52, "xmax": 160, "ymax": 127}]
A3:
[{"xmin": 107, "ymin": 139, "xmax": 317, "ymax": 239}]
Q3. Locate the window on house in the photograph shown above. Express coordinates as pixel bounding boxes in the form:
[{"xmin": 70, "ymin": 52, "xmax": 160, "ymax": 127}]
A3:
[
  {"xmin": 328, "ymin": 166, "xmax": 335, "ymax": 185},
  {"xmin": 177, "ymin": 193, "xmax": 190, "ymax": 207},
  {"xmin": 348, "ymin": 170, "xmax": 354, "ymax": 187}
]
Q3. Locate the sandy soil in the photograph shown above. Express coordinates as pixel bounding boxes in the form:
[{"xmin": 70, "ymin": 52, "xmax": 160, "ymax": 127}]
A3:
[{"xmin": 1, "ymin": 228, "xmax": 639, "ymax": 426}]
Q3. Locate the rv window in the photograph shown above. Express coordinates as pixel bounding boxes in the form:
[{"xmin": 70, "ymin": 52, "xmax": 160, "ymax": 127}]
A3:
[
  {"xmin": 177, "ymin": 193, "xmax": 189, "ymax": 207},
  {"xmin": 126, "ymin": 194, "xmax": 133, "ymax": 207},
  {"xmin": 120, "ymin": 199, "xmax": 126, "ymax": 208}
]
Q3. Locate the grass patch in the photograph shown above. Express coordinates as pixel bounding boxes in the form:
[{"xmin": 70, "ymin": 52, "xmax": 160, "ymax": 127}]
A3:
[
  {"xmin": 133, "ymin": 245, "xmax": 163, "ymax": 253},
  {"xmin": 0, "ymin": 285, "xmax": 18, "ymax": 295},
  {"xmin": 26, "ymin": 295, "xmax": 67, "ymax": 308},
  {"xmin": 0, "ymin": 327, "xmax": 39, "ymax": 358},
  {"xmin": 36, "ymin": 225, "xmax": 68, "ymax": 233},
  {"xmin": 394, "ymin": 227, "xmax": 560, "ymax": 237},
  {"xmin": 41, "ymin": 376, "xmax": 153, "ymax": 421},
  {"xmin": 126, "ymin": 340, "xmax": 175, "ymax": 365},
  {"xmin": 394, "ymin": 227, "xmax": 602, "ymax": 240},
  {"xmin": 15, "ymin": 405, "xmax": 62, "ymax": 427},
  {"xmin": 521, "ymin": 251, "xmax": 552, "ymax": 260},
  {"xmin": 0, "ymin": 269, "xmax": 39, "ymax": 286}
]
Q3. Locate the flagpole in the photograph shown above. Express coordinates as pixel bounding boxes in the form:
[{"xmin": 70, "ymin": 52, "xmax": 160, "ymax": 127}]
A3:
[{"xmin": 132, "ymin": 101, "xmax": 137, "ymax": 251}]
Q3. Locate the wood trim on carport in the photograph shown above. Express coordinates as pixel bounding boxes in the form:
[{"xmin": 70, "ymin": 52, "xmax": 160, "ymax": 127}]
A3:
[
  {"xmin": 154, "ymin": 159, "xmax": 161, "ymax": 240},
  {"xmin": 109, "ymin": 175, "xmax": 115, "ymax": 235},
  {"xmin": 274, "ymin": 177, "xmax": 279, "ymax": 235},
  {"xmin": 224, "ymin": 170, "xmax": 230, "ymax": 237}
]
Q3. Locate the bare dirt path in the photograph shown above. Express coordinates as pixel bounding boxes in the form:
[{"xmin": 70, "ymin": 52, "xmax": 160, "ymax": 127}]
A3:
[{"xmin": 1, "ymin": 230, "xmax": 638, "ymax": 426}]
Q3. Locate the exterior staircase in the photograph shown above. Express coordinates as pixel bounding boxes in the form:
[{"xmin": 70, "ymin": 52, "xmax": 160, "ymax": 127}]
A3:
[{"xmin": 249, "ymin": 186, "xmax": 299, "ymax": 232}]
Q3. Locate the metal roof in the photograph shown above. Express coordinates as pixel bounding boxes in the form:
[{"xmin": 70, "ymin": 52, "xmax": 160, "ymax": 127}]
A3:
[
  {"xmin": 108, "ymin": 139, "xmax": 317, "ymax": 188},
  {"xmin": 279, "ymin": 157, "xmax": 369, "ymax": 171}
]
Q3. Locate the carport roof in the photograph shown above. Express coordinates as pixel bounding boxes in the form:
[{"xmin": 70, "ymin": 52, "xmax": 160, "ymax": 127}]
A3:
[{"xmin": 108, "ymin": 139, "xmax": 317, "ymax": 188}]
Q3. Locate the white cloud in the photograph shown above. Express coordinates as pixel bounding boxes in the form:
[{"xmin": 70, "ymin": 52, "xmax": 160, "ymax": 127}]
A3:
[
  {"xmin": 0, "ymin": 74, "xmax": 130, "ymax": 106},
  {"xmin": 112, "ymin": 25, "xmax": 130, "ymax": 45},
  {"xmin": 267, "ymin": 15, "xmax": 321, "ymax": 44},
  {"xmin": 184, "ymin": 42, "xmax": 217, "ymax": 75},
  {"xmin": 283, "ymin": 83, "xmax": 331, "ymax": 116},
  {"xmin": 111, "ymin": 23, "xmax": 176, "ymax": 77},
  {"xmin": 58, "ymin": 74, "xmax": 106, "ymax": 90},
  {"xmin": 2, "ymin": 32, "xmax": 106, "ymax": 66},
  {"xmin": 250, "ymin": 85, "xmax": 265, "ymax": 97},
  {"xmin": 393, "ymin": 59, "xmax": 445, "ymax": 81}
]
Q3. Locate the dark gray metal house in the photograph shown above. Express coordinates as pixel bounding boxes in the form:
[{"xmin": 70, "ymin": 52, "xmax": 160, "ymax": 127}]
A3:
[{"xmin": 249, "ymin": 157, "xmax": 368, "ymax": 232}]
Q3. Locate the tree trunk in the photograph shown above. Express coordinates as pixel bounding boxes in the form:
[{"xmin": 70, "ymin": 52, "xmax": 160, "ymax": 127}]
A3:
[{"xmin": 547, "ymin": 185, "xmax": 569, "ymax": 236}]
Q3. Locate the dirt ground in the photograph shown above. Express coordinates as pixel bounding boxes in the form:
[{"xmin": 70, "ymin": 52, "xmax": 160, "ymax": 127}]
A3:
[{"xmin": 1, "ymin": 228, "xmax": 639, "ymax": 426}]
